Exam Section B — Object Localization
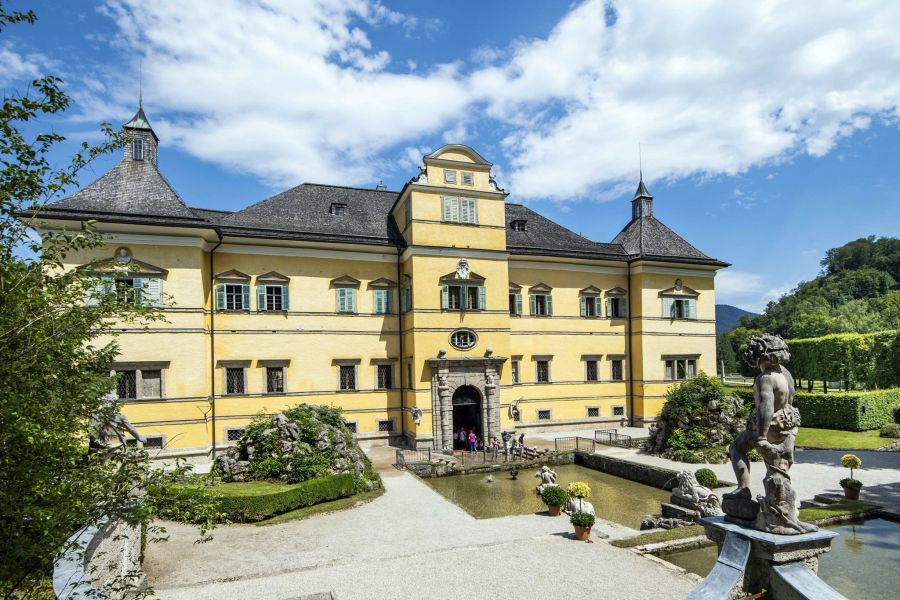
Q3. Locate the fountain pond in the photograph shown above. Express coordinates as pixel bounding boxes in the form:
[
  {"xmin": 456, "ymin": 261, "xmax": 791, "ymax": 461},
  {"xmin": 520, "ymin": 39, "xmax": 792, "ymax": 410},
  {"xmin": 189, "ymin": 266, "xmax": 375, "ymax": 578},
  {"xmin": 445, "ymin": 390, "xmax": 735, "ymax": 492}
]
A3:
[
  {"xmin": 657, "ymin": 517, "xmax": 900, "ymax": 599},
  {"xmin": 422, "ymin": 463, "xmax": 669, "ymax": 528}
]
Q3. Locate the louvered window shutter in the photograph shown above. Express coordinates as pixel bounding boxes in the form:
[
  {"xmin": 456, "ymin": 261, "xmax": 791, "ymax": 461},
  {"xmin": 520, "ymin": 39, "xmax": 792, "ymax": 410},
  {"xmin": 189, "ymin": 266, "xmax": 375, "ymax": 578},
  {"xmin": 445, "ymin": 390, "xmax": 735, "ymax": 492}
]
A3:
[
  {"xmin": 241, "ymin": 284, "xmax": 250, "ymax": 310},
  {"xmin": 441, "ymin": 285, "xmax": 449, "ymax": 310},
  {"xmin": 216, "ymin": 284, "xmax": 226, "ymax": 310},
  {"xmin": 385, "ymin": 289, "xmax": 392, "ymax": 313},
  {"xmin": 580, "ymin": 296, "xmax": 587, "ymax": 317},
  {"xmin": 349, "ymin": 289, "xmax": 356, "ymax": 313},
  {"xmin": 477, "ymin": 286, "xmax": 486, "ymax": 310},
  {"xmin": 257, "ymin": 285, "xmax": 266, "ymax": 311},
  {"xmin": 606, "ymin": 298, "xmax": 612, "ymax": 318},
  {"xmin": 281, "ymin": 285, "xmax": 290, "ymax": 310},
  {"xmin": 143, "ymin": 277, "xmax": 162, "ymax": 306},
  {"xmin": 546, "ymin": 295, "xmax": 553, "ymax": 315},
  {"xmin": 337, "ymin": 289, "xmax": 344, "ymax": 312},
  {"xmin": 530, "ymin": 294, "xmax": 537, "ymax": 315},
  {"xmin": 687, "ymin": 299, "xmax": 696, "ymax": 319},
  {"xmin": 442, "ymin": 197, "xmax": 456, "ymax": 221},
  {"xmin": 515, "ymin": 293, "xmax": 523, "ymax": 316},
  {"xmin": 621, "ymin": 298, "xmax": 628, "ymax": 317},
  {"xmin": 663, "ymin": 297, "xmax": 674, "ymax": 318}
]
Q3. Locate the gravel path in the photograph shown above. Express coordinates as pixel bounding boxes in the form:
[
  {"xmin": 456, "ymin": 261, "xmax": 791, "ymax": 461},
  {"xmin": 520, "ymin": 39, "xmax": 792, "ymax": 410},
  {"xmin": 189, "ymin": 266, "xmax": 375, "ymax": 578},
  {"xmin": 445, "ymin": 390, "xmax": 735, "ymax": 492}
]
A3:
[{"xmin": 144, "ymin": 452, "xmax": 696, "ymax": 600}]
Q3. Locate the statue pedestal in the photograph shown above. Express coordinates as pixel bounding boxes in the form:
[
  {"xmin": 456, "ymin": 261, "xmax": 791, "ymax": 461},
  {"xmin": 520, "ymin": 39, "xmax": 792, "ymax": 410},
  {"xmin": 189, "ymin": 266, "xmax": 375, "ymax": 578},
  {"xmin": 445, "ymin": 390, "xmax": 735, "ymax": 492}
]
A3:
[{"xmin": 691, "ymin": 516, "xmax": 845, "ymax": 600}]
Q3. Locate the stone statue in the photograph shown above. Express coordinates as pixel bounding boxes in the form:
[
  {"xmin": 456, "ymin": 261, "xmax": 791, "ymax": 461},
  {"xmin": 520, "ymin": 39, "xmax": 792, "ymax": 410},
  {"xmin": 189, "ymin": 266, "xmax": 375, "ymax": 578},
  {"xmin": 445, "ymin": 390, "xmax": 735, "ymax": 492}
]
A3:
[
  {"xmin": 508, "ymin": 399, "xmax": 520, "ymax": 421},
  {"xmin": 88, "ymin": 392, "xmax": 146, "ymax": 451},
  {"xmin": 456, "ymin": 258, "xmax": 470, "ymax": 279},
  {"xmin": 534, "ymin": 465, "xmax": 558, "ymax": 493},
  {"xmin": 115, "ymin": 247, "xmax": 132, "ymax": 264},
  {"xmin": 411, "ymin": 406, "xmax": 423, "ymax": 425},
  {"xmin": 671, "ymin": 470, "xmax": 722, "ymax": 517},
  {"xmin": 565, "ymin": 497, "xmax": 596, "ymax": 517},
  {"xmin": 723, "ymin": 335, "xmax": 817, "ymax": 534}
]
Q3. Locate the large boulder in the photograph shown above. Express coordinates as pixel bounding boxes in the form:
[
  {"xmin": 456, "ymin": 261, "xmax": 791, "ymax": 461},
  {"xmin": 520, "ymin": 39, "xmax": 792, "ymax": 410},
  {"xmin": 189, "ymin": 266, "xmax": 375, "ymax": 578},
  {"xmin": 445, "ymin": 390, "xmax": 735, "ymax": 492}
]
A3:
[{"xmin": 215, "ymin": 404, "xmax": 370, "ymax": 485}]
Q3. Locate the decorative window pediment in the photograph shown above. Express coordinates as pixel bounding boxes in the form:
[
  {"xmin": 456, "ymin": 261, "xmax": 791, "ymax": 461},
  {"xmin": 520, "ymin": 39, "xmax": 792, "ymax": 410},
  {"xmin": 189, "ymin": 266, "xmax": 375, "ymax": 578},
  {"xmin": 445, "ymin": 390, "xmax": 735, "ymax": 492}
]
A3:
[
  {"xmin": 331, "ymin": 275, "xmax": 361, "ymax": 288},
  {"xmin": 508, "ymin": 282, "xmax": 522, "ymax": 292},
  {"xmin": 257, "ymin": 271, "xmax": 289, "ymax": 283},
  {"xmin": 216, "ymin": 269, "xmax": 251, "ymax": 282},
  {"xmin": 579, "ymin": 285, "xmax": 602, "ymax": 296},
  {"xmin": 659, "ymin": 285, "xmax": 699, "ymax": 297},
  {"xmin": 606, "ymin": 287, "xmax": 627, "ymax": 296},
  {"xmin": 440, "ymin": 270, "xmax": 485, "ymax": 283},
  {"xmin": 368, "ymin": 277, "xmax": 398, "ymax": 289},
  {"xmin": 80, "ymin": 255, "xmax": 168, "ymax": 278},
  {"xmin": 529, "ymin": 282, "xmax": 553, "ymax": 294}
]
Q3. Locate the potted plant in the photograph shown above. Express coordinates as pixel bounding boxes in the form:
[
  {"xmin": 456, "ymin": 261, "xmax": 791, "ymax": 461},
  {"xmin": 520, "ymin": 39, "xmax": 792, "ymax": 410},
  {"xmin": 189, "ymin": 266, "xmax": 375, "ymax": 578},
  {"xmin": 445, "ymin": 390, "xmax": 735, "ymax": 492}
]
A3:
[
  {"xmin": 540, "ymin": 485, "xmax": 568, "ymax": 516},
  {"xmin": 840, "ymin": 454, "xmax": 863, "ymax": 500},
  {"xmin": 570, "ymin": 511, "xmax": 595, "ymax": 541}
]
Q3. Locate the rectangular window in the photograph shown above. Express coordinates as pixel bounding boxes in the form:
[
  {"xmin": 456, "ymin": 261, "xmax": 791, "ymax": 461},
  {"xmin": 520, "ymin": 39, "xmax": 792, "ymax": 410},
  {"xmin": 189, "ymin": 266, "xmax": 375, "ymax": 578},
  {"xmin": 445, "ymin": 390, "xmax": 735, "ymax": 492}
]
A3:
[
  {"xmin": 663, "ymin": 297, "xmax": 697, "ymax": 319},
  {"xmin": 226, "ymin": 428, "xmax": 245, "ymax": 442},
  {"xmin": 226, "ymin": 368, "xmax": 245, "ymax": 394},
  {"xmin": 339, "ymin": 365, "xmax": 356, "ymax": 390},
  {"xmin": 116, "ymin": 278, "xmax": 140, "ymax": 305},
  {"xmin": 374, "ymin": 289, "xmax": 392, "ymax": 314},
  {"xmin": 141, "ymin": 369, "xmax": 162, "ymax": 398},
  {"xmin": 607, "ymin": 296, "xmax": 626, "ymax": 318},
  {"xmin": 378, "ymin": 419, "xmax": 394, "ymax": 432},
  {"xmin": 537, "ymin": 409, "xmax": 551, "ymax": 421},
  {"xmin": 465, "ymin": 286, "xmax": 480, "ymax": 310},
  {"xmin": 611, "ymin": 359, "xmax": 624, "ymax": 381},
  {"xmin": 223, "ymin": 284, "xmax": 249, "ymax": 311},
  {"xmin": 443, "ymin": 285, "xmax": 485, "ymax": 311},
  {"xmin": 441, "ymin": 196, "xmax": 477, "ymax": 224},
  {"xmin": 401, "ymin": 286, "xmax": 412, "ymax": 312},
  {"xmin": 613, "ymin": 406, "xmax": 625, "ymax": 417},
  {"xmin": 447, "ymin": 285, "xmax": 461, "ymax": 309},
  {"xmin": 536, "ymin": 360, "xmax": 550, "ymax": 383},
  {"xmin": 377, "ymin": 364, "xmax": 393, "ymax": 390},
  {"xmin": 336, "ymin": 288, "xmax": 356, "ymax": 313},
  {"xmin": 444, "ymin": 169, "xmax": 456, "ymax": 184},
  {"xmin": 133, "ymin": 138, "xmax": 144, "ymax": 161},
  {"xmin": 511, "ymin": 360, "xmax": 520, "ymax": 384},
  {"xmin": 461, "ymin": 171, "xmax": 474, "ymax": 185},
  {"xmin": 344, "ymin": 421, "xmax": 358, "ymax": 434},
  {"xmin": 580, "ymin": 296, "xmax": 599, "ymax": 317},
  {"xmin": 530, "ymin": 294, "xmax": 552, "ymax": 316},
  {"xmin": 258, "ymin": 285, "xmax": 286, "ymax": 311},
  {"xmin": 117, "ymin": 370, "xmax": 137, "ymax": 399},
  {"xmin": 143, "ymin": 435, "xmax": 164, "ymax": 449},
  {"xmin": 509, "ymin": 292, "xmax": 522, "ymax": 315},
  {"xmin": 585, "ymin": 360, "xmax": 598, "ymax": 382},
  {"xmin": 665, "ymin": 358, "xmax": 697, "ymax": 380},
  {"xmin": 404, "ymin": 200, "xmax": 411, "ymax": 226},
  {"xmin": 266, "ymin": 367, "xmax": 285, "ymax": 393},
  {"xmin": 587, "ymin": 407, "xmax": 600, "ymax": 417}
]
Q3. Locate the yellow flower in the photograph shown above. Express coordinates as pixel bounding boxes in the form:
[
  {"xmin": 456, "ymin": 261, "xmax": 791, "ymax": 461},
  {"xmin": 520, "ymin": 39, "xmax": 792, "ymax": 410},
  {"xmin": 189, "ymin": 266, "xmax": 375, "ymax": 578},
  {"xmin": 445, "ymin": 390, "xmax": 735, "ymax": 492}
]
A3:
[{"xmin": 567, "ymin": 481, "xmax": 591, "ymax": 499}]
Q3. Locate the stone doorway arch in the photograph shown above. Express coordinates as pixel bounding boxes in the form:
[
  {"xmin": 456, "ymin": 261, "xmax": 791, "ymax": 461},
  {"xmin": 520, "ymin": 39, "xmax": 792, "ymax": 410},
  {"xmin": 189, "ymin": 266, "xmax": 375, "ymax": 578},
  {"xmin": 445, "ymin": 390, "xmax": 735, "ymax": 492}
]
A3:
[{"xmin": 452, "ymin": 385, "xmax": 482, "ymax": 446}]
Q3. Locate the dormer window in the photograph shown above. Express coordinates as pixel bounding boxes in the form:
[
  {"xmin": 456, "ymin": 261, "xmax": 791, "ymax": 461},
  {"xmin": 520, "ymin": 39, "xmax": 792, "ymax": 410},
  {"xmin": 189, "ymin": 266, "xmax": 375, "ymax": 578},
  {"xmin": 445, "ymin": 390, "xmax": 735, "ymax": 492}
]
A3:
[
  {"xmin": 511, "ymin": 220, "xmax": 527, "ymax": 232},
  {"xmin": 444, "ymin": 170, "xmax": 457, "ymax": 184},
  {"xmin": 133, "ymin": 138, "xmax": 144, "ymax": 161},
  {"xmin": 461, "ymin": 171, "xmax": 474, "ymax": 186},
  {"xmin": 330, "ymin": 203, "xmax": 347, "ymax": 216}
]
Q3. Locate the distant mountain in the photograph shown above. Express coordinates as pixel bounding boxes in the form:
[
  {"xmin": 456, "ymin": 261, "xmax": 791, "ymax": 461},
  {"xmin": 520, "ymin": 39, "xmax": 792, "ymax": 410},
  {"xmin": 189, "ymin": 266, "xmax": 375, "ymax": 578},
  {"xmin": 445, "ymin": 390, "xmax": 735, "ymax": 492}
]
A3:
[{"xmin": 716, "ymin": 304, "xmax": 757, "ymax": 334}]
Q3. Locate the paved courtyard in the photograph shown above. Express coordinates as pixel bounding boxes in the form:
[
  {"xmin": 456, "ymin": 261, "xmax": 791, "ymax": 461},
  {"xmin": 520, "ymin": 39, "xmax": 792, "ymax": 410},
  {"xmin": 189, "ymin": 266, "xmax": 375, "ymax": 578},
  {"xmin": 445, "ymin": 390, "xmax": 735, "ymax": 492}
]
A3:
[{"xmin": 144, "ymin": 446, "xmax": 697, "ymax": 600}]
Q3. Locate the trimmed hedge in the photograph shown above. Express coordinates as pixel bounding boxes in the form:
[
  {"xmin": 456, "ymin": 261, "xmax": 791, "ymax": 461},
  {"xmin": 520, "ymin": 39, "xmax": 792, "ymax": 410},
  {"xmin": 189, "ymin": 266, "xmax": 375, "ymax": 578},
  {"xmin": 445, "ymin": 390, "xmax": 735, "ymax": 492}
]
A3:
[
  {"xmin": 724, "ymin": 386, "xmax": 900, "ymax": 431},
  {"xmin": 156, "ymin": 472, "xmax": 359, "ymax": 523},
  {"xmin": 787, "ymin": 330, "xmax": 900, "ymax": 388}
]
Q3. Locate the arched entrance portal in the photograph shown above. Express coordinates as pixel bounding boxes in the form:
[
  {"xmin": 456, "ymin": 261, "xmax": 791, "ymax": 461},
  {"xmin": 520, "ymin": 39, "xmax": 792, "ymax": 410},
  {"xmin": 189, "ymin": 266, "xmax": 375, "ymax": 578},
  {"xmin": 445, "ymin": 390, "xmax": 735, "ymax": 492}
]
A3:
[{"xmin": 452, "ymin": 385, "xmax": 482, "ymax": 447}]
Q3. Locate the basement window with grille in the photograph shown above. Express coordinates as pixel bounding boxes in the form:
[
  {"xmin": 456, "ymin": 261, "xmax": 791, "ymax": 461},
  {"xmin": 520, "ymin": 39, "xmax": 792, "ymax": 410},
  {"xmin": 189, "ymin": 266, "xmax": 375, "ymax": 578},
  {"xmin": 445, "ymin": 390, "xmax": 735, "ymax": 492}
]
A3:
[
  {"xmin": 226, "ymin": 428, "xmax": 245, "ymax": 442},
  {"xmin": 613, "ymin": 406, "xmax": 625, "ymax": 417},
  {"xmin": 127, "ymin": 435, "xmax": 163, "ymax": 449},
  {"xmin": 587, "ymin": 407, "xmax": 600, "ymax": 418},
  {"xmin": 537, "ymin": 409, "xmax": 551, "ymax": 421},
  {"xmin": 378, "ymin": 419, "xmax": 394, "ymax": 432},
  {"xmin": 344, "ymin": 421, "xmax": 358, "ymax": 434}
]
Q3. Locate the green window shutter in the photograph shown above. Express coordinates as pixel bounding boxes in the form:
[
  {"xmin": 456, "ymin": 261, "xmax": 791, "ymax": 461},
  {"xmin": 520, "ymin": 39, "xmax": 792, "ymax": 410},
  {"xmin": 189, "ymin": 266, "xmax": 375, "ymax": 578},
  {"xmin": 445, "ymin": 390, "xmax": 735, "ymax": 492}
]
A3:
[
  {"xmin": 241, "ymin": 284, "xmax": 250, "ymax": 310},
  {"xmin": 662, "ymin": 297, "xmax": 674, "ymax": 318},
  {"xmin": 477, "ymin": 286, "xmax": 486, "ymax": 310},
  {"xmin": 349, "ymin": 289, "xmax": 356, "ymax": 313},
  {"xmin": 530, "ymin": 294, "xmax": 536, "ymax": 315},
  {"xmin": 257, "ymin": 285, "xmax": 266, "ymax": 311},
  {"xmin": 441, "ymin": 285, "xmax": 449, "ymax": 310},
  {"xmin": 215, "ymin": 283, "xmax": 226, "ymax": 310},
  {"xmin": 142, "ymin": 277, "xmax": 162, "ymax": 307},
  {"xmin": 282, "ymin": 285, "xmax": 290, "ymax": 310},
  {"xmin": 546, "ymin": 295, "xmax": 553, "ymax": 316},
  {"xmin": 515, "ymin": 293, "xmax": 522, "ymax": 315},
  {"xmin": 385, "ymin": 289, "xmax": 393, "ymax": 313},
  {"xmin": 337, "ymin": 288, "xmax": 347, "ymax": 312},
  {"xmin": 442, "ymin": 197, "xmax": 454, "ymax": 221},
  {"xmin": 580, "ymin": 296, "xmax": 586, "ymax": 317},
  {"xmin": 606, "ymin": 298, "xmax": 612, "ymax": 317},
  {"xmin": 621, "ymin": 298, "xmax": 628, "ymax": 317},
  {"xmin": 687, "ymin": 299, "xmax": 696, "ymax": 319}
]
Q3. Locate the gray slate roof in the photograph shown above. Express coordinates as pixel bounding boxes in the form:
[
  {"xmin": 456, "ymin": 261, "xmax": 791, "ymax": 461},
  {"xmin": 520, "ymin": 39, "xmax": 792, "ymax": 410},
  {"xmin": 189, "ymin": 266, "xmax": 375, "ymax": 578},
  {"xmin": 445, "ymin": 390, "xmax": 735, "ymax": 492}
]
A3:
[
  {"xmin": 505, "ymin": 203, "xmax": 627, "ymax": 260},
  {"xmin": 217, "ymin": 183, "xmax": 403, "ymax": 246},
  {"xmin": 46, "ymin": 159, "xmax": 205, "ymax": 225},
  {"xmin": 612, "ymin": 215, "xmax": 726, "ymax": 265}
]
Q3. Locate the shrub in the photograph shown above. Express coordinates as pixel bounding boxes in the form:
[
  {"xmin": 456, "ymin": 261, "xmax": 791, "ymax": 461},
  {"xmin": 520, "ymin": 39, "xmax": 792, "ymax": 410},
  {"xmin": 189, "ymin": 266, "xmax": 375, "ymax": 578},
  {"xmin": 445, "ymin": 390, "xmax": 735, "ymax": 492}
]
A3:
[
  {"xmin": 880, "ymin": 423, "xmax": 900, "ymax": 438},
  {"xmin": 840, "ymin": 478, "xmax": 863, "ymax": 490},
  {"xmin": 672, "ymin": 449, "xmax": 704, "ymax": 464},
  {"xmin": 695, "ymin": 468, "xmax": 718, "ymax": 488},
  {"xmin": 746, "ymin": 448, "xmax": 763, "ymax": 462},
  {"xmin": 154, "ymin": 472, "xmax": 358, "ymax": 523},
  {"xmin": 567, "ymin": 481, "xmax": 591, "ymax": 499},
  {"xmin": 792, "ymin": 389, "xmax": 900, "ymax": 431},
  {"xmin": 570, "ymin": 512, "xmax": 596, "ymax": 527},
  {"xmin": 787, "ymin": 330, "xmax": 900, "ymax": 389},
  {"xmin": 540, "ymin": 485, "xmax": 568, "ymax": 507}
]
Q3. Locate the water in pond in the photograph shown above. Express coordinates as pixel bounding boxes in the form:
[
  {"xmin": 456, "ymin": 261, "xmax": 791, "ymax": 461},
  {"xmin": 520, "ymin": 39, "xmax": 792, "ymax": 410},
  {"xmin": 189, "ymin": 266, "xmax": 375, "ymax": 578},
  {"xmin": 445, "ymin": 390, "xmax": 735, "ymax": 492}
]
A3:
[
  {"xmin": 658, "ymin": 518, "xmax": 900, "ymax": 600},
  {"xmin": 422, "ymin": 464, "xmax": 669, "ymax": 527}
]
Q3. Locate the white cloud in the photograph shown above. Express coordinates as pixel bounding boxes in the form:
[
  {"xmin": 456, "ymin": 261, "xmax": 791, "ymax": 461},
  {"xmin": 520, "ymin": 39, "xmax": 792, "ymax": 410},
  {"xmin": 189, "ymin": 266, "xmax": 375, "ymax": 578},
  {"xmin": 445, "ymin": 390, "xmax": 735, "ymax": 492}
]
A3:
[
  {"xmin": 83, "ymin": 0, "xmax": 900, "ymax": 195},
  {"xmin": 0, "ymin": 42, "xmax": 45, "ymax": 84},
  {"xmin": 715, "ymin": 270, "xmax": 766, "ymax": 302}
]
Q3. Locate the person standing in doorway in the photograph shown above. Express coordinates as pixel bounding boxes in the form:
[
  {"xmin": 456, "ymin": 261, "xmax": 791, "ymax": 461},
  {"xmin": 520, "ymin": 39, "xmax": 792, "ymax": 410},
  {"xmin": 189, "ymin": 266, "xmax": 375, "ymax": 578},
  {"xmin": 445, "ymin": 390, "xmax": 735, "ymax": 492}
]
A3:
[{"xmin": 468, "ymin": 430, "xmax": 477, "ymax": 451}]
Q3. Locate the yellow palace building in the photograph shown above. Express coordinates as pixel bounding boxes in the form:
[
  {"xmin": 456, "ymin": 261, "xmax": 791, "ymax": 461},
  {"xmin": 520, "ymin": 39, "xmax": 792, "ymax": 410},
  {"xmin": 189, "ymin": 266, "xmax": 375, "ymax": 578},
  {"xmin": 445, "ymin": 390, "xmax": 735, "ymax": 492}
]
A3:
[{"xmin": 38, "ymin": 106, "xmax": 728, "ymax": 457}]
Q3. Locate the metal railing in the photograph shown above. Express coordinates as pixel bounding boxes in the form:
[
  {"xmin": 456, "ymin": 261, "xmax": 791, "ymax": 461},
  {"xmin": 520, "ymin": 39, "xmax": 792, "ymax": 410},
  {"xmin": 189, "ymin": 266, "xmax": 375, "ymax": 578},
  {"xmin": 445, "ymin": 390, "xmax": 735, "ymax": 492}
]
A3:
[
  {"xmin": 396, "ymin": 446, "xmax": 548, "ymax": 468},
  {"xmin": 593, "ymin": 429, "xmax": 649, "ymax": 449},
  {"xmin": 554, "ymin": 436, "xmax": 597, "ymax": 453},
  {"xmin": 395, "ymin": 447, "xmax": 431, "ymax": 467}
]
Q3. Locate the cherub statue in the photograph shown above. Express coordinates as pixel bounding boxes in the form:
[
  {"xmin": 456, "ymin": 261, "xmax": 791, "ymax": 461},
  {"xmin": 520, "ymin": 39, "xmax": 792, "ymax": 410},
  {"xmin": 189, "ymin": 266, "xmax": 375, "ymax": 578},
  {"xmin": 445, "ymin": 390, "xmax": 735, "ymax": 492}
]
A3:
[
  {"xmin": 411, "ymin": 406, "xmax": 423, "ymax": 425},
  {"xmin": 534, "ymin": 465, "xmax": 558, "ymax": 493}
]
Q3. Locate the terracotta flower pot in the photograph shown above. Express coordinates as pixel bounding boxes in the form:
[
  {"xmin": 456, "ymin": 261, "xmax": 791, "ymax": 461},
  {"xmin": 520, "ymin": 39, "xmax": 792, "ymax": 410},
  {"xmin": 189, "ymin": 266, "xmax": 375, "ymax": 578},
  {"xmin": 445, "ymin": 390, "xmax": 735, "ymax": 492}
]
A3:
[
  {"xmin": 548, "ymin": 505, "xmax": 561, "ymax": 516},
  {"xmin": 573, "ymin": 524, "xmax": 592, "ymax": 541},
  {"xmin": 842, "ymin": 486, "xmax": 860, "ymax": 500}
]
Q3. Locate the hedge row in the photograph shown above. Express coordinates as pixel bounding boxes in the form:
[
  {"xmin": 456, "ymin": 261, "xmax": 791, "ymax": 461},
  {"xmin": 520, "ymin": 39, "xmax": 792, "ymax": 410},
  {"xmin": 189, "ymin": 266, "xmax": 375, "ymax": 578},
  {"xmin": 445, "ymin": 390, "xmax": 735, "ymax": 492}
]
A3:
[
  {"xmin": 156, "ymin": 472, "xmax": 359, "ymax": 523},
  {"xmin": 787, "ymin": 330, "xmax": 900, "ymax": 388},
  {"xmin": 724, "ymin": 386, "xmax": 900, "ymax": 431}
]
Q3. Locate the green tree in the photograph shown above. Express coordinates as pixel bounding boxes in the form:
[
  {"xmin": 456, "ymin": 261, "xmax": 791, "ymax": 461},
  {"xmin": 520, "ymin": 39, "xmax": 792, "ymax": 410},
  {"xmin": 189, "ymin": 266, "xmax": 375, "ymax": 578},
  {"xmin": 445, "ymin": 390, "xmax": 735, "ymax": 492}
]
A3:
[{"xmin": 0, "ymin": 6, "xmax": 218, "ymax": 597}]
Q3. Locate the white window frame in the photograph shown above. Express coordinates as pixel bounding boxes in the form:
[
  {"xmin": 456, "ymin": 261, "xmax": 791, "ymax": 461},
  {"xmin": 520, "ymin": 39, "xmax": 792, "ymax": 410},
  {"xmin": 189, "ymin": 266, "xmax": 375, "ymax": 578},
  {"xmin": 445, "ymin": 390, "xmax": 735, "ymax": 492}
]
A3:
[
  {"xmin": 218, "ymin": 283, "xmax": 250, "ymax": 311},
  {"xmin": 258, "ymin": 284, "xmax": 289, "ymax": 312},
  {"xmin": 336, "ymin": 288, "xmax": 357, "ymax": 313},
  {"xmin": 443, "ymin": 169, "xmax": 457, "ymax": 184},
  {"xmin": 530, "ymin": 293, "xmax": 553, "ymax": 316},
  {"xmin": 580, "ymin": 295, "xmax": 600, "ymax": 318},
  {"xmin": 461, "ymin": 171, "xmax": 474, "ymax": 186},
  {"xmin": 664, "ymin": 357, "xmax": 698, "ymax": 381},
  {"xmin": 442, "ymin": 284, "xmax": 485, "ymax": 311},
  {"xmin": 509, "ymin": 292, "xmax": 523, "ymax": 316},
  {"xmin": 607, "ymin": 295, "xmax": 627, "ymax": 318},
  {"xmin": 374, "ymin": 288, "xmax": 393, "ymax": 315},
  {"xmin": 441, "ymin": 196, "xmax": 477, "ymax": 224},
  {"xmin": 401, "ymin": 285, "xmax": 412, "ymax": 313},
  {"xmin": 449, "ymin": 329, "xmax": 478, "ymax": 350},
  {"xmin": 662, "ymin": 297, "xmax": 697, "ymax": 320}
]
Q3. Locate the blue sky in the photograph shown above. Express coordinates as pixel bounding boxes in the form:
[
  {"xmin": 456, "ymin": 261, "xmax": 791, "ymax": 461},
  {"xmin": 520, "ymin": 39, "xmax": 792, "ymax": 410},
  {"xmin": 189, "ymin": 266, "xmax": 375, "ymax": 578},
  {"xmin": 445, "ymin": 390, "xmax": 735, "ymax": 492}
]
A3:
[{"xmin": 3, "ymin": 0, "xmax": 899, "ymax": 311}]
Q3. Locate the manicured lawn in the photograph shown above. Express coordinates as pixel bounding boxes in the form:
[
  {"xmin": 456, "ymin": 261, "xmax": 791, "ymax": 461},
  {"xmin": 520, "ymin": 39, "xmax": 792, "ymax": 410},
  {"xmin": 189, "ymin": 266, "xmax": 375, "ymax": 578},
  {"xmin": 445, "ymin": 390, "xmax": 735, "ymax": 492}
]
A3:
[
  {"xmin": 798, "ymin": 500, "xmax": 880, "ymax": 523},
  {"xmin": 796, "ymin": 427, "xmax": 889, "ymax": 450},
  {"xmin": 611, "ymin": 525, "xmax": 705, "ymax": 548}
]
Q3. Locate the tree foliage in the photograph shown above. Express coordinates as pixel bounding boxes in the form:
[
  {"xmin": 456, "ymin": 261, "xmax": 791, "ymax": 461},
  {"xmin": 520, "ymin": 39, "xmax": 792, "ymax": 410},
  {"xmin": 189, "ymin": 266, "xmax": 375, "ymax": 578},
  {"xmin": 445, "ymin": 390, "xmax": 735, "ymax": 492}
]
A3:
[{"xmin": 0, "ymin": 6, "xmax": 216, "ymax": 597}]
